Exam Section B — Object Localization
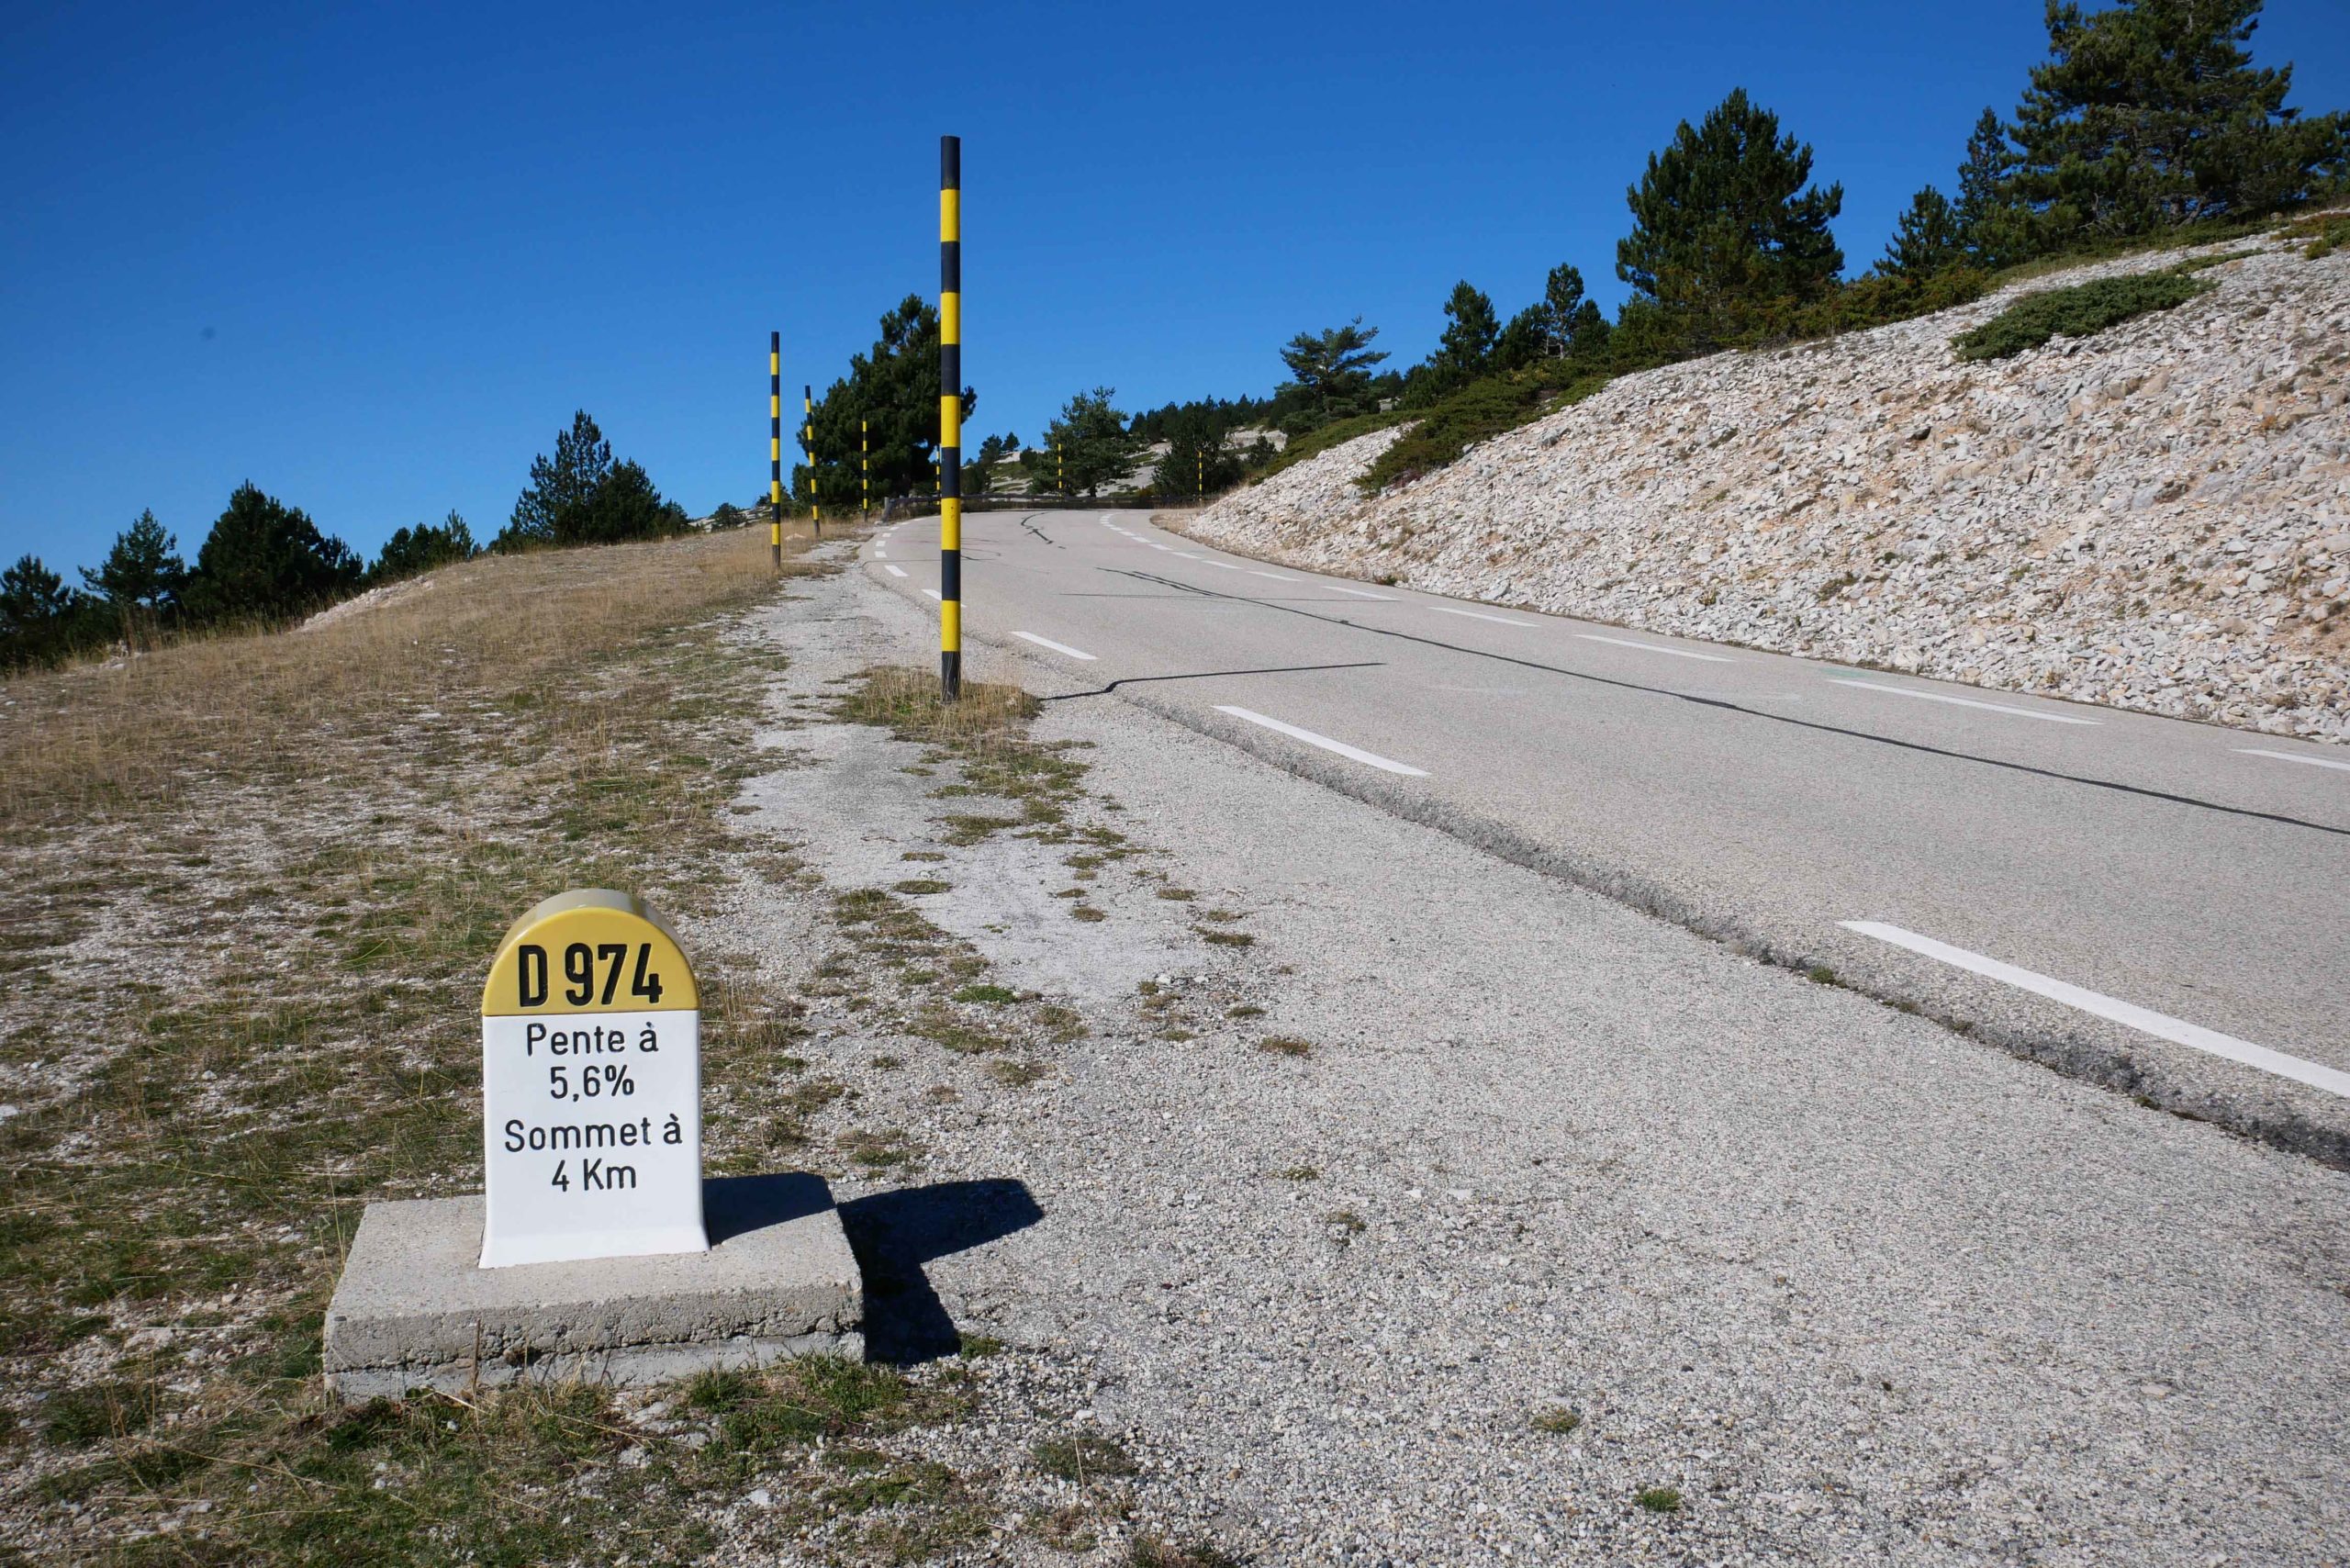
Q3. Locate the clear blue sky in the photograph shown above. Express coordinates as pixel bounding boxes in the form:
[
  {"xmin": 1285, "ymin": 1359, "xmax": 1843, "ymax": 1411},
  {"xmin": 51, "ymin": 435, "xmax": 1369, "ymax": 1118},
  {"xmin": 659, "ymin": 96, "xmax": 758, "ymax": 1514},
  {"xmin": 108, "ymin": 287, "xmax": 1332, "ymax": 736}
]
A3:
[{"xmin": 5, "ymin": 0, "xmax": 2346, "ymax": 575}]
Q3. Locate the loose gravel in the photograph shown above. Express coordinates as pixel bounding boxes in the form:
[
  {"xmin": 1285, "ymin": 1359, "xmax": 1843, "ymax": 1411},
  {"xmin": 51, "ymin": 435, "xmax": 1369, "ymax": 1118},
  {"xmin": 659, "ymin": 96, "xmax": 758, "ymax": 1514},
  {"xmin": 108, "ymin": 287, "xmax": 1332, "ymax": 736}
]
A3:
[{"xmin": 682, "ymin": 561, "xmax": 2350, "ymax": 1563}]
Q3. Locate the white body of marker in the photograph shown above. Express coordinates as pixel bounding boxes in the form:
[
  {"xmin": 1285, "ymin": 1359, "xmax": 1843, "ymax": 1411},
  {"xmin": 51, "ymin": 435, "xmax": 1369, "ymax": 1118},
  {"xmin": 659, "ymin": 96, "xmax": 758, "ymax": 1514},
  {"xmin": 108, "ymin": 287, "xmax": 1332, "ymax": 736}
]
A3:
[{"xmin": 479, "ymin": 891, "xmax": 708, "ymax": 1268}]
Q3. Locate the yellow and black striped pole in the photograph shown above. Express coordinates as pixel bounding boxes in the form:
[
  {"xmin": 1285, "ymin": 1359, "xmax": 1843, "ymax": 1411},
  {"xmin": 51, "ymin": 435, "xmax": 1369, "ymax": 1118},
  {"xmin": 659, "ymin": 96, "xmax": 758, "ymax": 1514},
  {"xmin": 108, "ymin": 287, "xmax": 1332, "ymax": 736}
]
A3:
[
  {"xmin": 862, "ymin": 419, "xmax": 870, "ymax": 521},
  {"xmin": 1196, "ymin": 447, "xmax": 1203, "ymax": 502},
  {"xmin": 802, "ymin": 386, "xmax": 821, "ymax": 539},
  {"xmin": 768, "ymin": 332, "xmax": 783, "ymax": 566},
  {"xmin": 938, "ymin": 133, "xmax": 962, "ymax": 701}
]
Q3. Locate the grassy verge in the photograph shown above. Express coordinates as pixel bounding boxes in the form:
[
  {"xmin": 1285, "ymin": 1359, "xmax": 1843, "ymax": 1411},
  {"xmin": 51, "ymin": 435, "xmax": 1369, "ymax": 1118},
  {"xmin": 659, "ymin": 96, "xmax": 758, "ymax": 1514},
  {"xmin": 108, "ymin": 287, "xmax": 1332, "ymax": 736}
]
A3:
[{"xmin": 0, "ymin": 525, "xmax": 1040, "ymax": 1562}]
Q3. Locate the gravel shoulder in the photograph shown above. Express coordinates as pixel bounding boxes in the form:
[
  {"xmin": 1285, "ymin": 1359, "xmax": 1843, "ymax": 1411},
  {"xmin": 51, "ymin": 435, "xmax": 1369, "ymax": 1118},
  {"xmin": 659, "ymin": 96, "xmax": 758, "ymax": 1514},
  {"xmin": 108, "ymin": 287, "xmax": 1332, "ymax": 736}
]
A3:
[{"xmin": 716, "ymin": 564, "xmax": 2350, "ymax": 1564}]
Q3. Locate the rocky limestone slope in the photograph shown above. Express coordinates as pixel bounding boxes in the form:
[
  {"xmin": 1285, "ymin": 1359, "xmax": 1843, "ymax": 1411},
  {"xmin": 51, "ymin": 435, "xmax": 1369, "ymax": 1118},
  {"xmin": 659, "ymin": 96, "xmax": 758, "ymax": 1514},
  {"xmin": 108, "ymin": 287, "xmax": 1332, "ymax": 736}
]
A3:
[{"xmin": 1185, "ymin": 230, "xmax": 2350, "ymax": 743}]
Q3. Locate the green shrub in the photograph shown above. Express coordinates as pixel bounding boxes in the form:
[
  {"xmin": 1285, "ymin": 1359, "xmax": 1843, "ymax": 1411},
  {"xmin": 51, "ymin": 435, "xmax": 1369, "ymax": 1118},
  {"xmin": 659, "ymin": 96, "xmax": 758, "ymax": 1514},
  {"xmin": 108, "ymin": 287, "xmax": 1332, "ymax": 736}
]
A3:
[
  {"xmin": 1357, "ymin": 369, "xmax": 1608, "ymax": 494},
  {"xmin": 1952, "ymin": 269, "xmax": 2213, "ymax": 361},
  {"xmin": 2286, "ymin": 212, "xmax": 2350, "ymax": 260},
  {"xmin": 1783, "ymin": 268, "xmax": 1990, "ymax": 341},
  {"xmin": 1250, "ymin": 406, "xmax": 1412, "ymax": 484}
]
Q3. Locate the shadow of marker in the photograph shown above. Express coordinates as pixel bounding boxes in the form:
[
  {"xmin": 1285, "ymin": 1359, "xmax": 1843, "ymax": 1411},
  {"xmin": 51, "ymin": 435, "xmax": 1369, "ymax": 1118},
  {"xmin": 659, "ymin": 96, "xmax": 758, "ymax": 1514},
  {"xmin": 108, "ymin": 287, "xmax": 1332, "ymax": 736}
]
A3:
[
  {"xmin": 836, "ymin": 1179, "xmax": 1044, "ymax": 1363},
  {"xmin": 703, "ymin": 1171, "xmax": 838, "ymax": 1242}
]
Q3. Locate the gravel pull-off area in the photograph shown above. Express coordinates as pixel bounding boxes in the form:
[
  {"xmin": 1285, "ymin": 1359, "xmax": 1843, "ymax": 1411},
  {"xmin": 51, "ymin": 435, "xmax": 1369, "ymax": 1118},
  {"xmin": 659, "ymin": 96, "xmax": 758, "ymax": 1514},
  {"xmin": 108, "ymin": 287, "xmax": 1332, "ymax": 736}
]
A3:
[
  {"xmin": 1187, "ymin": 228, "xmax": 2350, "ymax": 744},
  {"xmin": 699, "ymin": 564, "xmax": 2350, "ymax": 1563}
]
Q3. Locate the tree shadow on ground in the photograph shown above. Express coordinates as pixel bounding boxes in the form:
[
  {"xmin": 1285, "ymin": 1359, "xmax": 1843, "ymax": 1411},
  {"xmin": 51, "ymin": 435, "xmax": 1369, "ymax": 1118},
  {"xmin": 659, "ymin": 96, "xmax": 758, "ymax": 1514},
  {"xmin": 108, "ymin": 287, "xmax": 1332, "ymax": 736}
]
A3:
[{"xmin": 835, "ymin": 1179, "xmax": 1043, "ymax": 1363}]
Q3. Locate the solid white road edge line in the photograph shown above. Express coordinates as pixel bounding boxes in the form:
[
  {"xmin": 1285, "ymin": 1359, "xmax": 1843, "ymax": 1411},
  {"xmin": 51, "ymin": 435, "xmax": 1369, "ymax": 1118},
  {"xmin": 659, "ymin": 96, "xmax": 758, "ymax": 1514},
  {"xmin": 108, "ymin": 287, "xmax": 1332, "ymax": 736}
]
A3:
[
  {"xmin": 2237, "ymin": 747, "xmax": 2350, "ymax": 774},
  {"xmin": 1013, "ymin": 631, "xmax": 1098, "ymax": 661},
  {"xmin": 1841, "ymin": 920, "xmax": 2350, "ymax": 1099},
  {"xmin": 1430, "ymin": 606, "xmax": 1536, "ymax": 627},
  {"xmin": 1212, "ymin": 705, "xmax": 1429, "ymax": 777},
  {"xmin": 1827, "ymin": 678, "xmax": 2100, "ymax": 725},
  {"xmin": 1575, "ymin": 633, "xmax": 1734, "ymax": 664},
  {"xmin": 883, "ymin": 565, "xmax": 908, "ymax": 578}
]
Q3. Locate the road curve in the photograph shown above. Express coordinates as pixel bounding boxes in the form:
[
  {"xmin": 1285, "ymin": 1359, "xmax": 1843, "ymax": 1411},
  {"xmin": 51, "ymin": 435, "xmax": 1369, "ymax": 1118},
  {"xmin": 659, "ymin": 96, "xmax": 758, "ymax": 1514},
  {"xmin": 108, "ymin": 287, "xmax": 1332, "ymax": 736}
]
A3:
[{"xmin": 863, "ymin": 508, "xmax": 2350, "ymax": 1160}]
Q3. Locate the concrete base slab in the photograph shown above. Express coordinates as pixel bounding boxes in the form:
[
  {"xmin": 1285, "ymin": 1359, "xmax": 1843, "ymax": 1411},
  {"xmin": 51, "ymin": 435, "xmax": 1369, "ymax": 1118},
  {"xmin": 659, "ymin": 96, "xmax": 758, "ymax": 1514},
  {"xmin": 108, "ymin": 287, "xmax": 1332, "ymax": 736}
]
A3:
[{"xmin": 324, "ymin": 1172, "xmax": 863, "ymax": 1400}]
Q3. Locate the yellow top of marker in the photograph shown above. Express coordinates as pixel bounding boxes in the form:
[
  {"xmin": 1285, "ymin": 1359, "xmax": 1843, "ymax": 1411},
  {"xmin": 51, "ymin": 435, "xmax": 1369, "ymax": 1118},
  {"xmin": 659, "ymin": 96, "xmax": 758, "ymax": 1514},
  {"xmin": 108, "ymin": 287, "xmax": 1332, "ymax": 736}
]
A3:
[{"xmin": 481, "ymin": 889, "xmax": 699, "ymax": 1016}]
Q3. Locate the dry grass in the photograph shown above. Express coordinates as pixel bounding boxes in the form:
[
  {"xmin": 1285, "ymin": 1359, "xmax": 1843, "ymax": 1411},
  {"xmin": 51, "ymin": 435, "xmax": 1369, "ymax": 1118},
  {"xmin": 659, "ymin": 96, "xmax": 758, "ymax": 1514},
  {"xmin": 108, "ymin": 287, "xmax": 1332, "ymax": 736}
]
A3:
[
  {"xmin": 0, "ymin": 523, "xmax": 851, "ymax": 1562},
  {"xmin": 831, "ymin": 664, "xmax": 1041, "ymax": 753},
  {"xmin": 0, "ymin": 525, "xmax": 812, "ymax": 831}
]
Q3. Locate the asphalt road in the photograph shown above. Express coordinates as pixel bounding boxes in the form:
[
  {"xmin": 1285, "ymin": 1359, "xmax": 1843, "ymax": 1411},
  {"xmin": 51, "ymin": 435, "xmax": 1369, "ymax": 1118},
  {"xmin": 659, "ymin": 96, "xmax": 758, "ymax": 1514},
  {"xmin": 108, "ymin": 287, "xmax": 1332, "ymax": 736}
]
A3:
[{"xmin": 865, "ymin": 508, "xmax": 2350, "ymax": 1159}]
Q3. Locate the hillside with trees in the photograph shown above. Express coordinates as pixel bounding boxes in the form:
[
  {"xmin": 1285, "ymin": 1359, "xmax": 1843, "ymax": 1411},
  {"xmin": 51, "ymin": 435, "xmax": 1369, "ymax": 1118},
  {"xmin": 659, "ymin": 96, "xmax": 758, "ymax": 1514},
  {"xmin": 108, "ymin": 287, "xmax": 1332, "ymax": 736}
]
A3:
[
  {"xmin": 4, "ymin": 410, "xmax": 689, "ymax": 670},
  {"xmin": 1218, "ymin": 0, "xmax": 2344, "ymax": 494}
]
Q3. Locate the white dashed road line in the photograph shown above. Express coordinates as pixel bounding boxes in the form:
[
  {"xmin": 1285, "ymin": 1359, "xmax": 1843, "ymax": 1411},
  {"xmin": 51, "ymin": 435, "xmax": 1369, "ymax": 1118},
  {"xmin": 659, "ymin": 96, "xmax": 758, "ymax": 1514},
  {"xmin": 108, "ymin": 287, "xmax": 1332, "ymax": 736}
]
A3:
[
  {"xmin": 1841, "ymin": 920, "xmax": 2350, "ymax": 1098},
  {"xmin": 1430, "ymin": 606, "xmax": 1537, "ymax": 628},
  {"xmin": 1827, "ymin": 679, "xmax": 2101, "ymax": 725},
  {"xmin": 2237, "ymin": 747, "xmax": 2350, "ymax": 774},
  {"xmin": 1213, "ymin": 706, "xmax": 1429, "ymax": 777},
  {"xmin": 1012, "ymin": 632, "xmax": 1098, "ymax": 661},
  {"xmin": 1322, "ymin": 585, "xmax": 1394, "ymax": 600},
  {"xmin": 1205, "ymin": 560, "xmax": 1244, "ymax": 571},
  {"xmin": 1248, "ymin": 570, "xmax": 1298, "ymax": 582},
  {"xmin": 1575, "ymin": 633, "xmax": 1734, "ymax": 664},
  {"xmin": 883, "ymin": 565, "xmax": 907, "ymax": 578},
  {"xmin": 923, "ymin": 588, "xmax": 942, "ymax": 601}
]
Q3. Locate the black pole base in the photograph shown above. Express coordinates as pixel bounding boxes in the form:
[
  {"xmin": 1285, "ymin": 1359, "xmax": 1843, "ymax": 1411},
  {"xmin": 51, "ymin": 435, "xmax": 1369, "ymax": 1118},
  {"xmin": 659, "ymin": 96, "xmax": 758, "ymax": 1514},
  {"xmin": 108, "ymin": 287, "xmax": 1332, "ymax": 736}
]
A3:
[{"xmin": 940, "ymin": 650, "xmax": 961, "ymax": 704}]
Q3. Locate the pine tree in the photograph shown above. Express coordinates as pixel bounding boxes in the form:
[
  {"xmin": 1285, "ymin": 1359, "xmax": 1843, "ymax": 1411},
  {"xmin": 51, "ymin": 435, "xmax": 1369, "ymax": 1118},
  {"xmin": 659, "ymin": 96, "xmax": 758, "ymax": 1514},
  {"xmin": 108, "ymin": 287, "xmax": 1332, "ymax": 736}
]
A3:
[
  {"xmin": 185, "ymin": 483, "xmax": 362, "ymax": 623},
  {"xmin": 1277, "ymin": 319, "xmax": 1389, "ymax": 420},
  {"xmin": 803, "ymin": 296, "xmax": 977, "ymax": 504},
  {"xmin": 502, "ymin": 411, "xmax": 612, "ymax": 547},
  {"xmin": 1537, "ymin": 263, "xmax": 1613, "ymax": 363},
  {"xmin": 1953, "ymin": 108, "xmax": 2036, "ymax": 268},
  {"xmin": 1153, "ymin": 414, "xmax": 1243, "ymax": 502},
  {"xmin": 2009, "ymin": 0, "xmax": 2348, "ymax": 244},
  {"xmin": 1616, "ymin": 88, "xmax": 1844, "ymax": 351},
  {"xmin": 0, "ymin": 555, "xmax": 82, "ymax": 667},
  {"xmin": 1881, "ymin": 187, "xmax": 1965, "ymax": 277},
  {"xmin": 1039, "ymin": 388, "xmax": 1143, "ymax": 498},
  {"xmin": 81, "ymin": 509, "xmax": 186, "ymax": 644},
  {"xmin": 1494, "ymin": 305, "xmax": 1550, "ymax": 374},
  {"xmin": 577, "ymin": 460, "xmax": 687, "ymax": 543},
  {"xmin": 1539, "ymin": 264, "xmax": 1585, "ymax": 357},
  {"xmin": 372, "ymin": 511, "xmax": 478, "ymax": 582},
  {"xmin": 1433, "ymin": 282, "xmax": 1499, "ymax": 377}
]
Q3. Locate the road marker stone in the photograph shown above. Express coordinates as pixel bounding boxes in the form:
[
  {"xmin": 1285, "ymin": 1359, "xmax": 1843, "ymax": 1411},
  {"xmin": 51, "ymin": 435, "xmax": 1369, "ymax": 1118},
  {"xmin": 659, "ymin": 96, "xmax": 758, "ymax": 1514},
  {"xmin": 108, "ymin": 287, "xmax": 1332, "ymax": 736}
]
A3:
[{"xmin": 322, "ymin": 889, "xmax": 862, "ymax": 1398}]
